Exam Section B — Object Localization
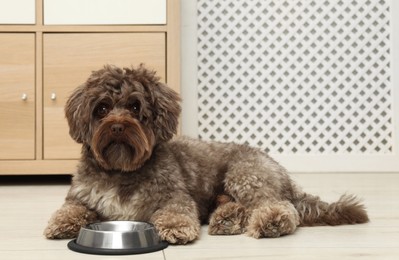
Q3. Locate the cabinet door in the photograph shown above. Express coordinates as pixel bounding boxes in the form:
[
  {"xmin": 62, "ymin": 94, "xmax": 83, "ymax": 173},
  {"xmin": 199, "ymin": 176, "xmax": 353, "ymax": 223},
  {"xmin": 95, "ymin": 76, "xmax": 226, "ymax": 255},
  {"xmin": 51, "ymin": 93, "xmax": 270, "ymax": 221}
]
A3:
[
  {"xmin": 44, "ymin": 0, "xmax": 166, "ymax": 25},
  {"xmin": 43, "ymin": 33, "xmax": 166, "ymax": 159},
  {"xmin": 0, "ymin": 34, "xmax": 35, "ymax": 159},
  {"xmin": 0, "ymin": 0, "xmax": 35, "ymax": 24}
]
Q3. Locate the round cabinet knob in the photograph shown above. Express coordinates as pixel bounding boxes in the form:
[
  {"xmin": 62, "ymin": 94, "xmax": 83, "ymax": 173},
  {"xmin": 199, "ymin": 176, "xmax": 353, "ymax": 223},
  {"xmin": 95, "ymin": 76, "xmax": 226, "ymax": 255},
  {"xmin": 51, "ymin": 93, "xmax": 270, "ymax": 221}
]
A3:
[
  {"xmin": 21, "ymin": 93, "xmax": 28, "ymax": 101},
  {"xmin": 51, "ymin": 93, "xmax": 57, "ymax": 100}
]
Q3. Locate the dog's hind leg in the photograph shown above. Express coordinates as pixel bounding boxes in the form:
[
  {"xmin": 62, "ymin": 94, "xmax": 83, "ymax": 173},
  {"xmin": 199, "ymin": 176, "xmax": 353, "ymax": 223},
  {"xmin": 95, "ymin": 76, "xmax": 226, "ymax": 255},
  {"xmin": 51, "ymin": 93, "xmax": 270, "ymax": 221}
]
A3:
[
  {"xmin": 222, "ymin": 147, "xmax": 300, "ymax": 238},
  {"xmin": 245, "ymin": 200, "xmax": 300, "ymax": 238},
  {"xmin": 208, "ymin": 201, "xmax": 248, "ymax": 235}
]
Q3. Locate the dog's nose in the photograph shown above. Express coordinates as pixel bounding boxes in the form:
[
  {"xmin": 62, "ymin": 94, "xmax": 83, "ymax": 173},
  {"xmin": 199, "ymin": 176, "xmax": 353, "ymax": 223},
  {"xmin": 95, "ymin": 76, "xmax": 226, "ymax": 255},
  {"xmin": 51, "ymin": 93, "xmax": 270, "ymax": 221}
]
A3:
[{"xmin": 111, "ymin": 123, "xmax": 125, "ymax": 135}]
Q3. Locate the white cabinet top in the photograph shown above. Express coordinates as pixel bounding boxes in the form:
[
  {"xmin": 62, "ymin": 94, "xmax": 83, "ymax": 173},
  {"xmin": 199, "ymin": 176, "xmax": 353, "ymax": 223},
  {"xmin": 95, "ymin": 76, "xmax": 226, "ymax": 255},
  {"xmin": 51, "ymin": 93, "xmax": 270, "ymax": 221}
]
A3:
[
  {"xmin": 0, "ymin": 0, "xmax": 35, "ymax": 24},
  {"xmin": 44, "ymin": 0, "xmax": 166, "ymax": 25}
]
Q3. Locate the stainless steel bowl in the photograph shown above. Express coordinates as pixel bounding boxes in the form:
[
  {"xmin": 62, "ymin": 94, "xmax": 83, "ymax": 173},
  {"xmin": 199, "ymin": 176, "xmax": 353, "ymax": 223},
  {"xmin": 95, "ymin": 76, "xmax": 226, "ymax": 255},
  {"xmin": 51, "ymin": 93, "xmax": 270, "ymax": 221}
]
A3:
[{"xmin": 67, "ymin": 221, "xmax": 168, "ymax": 255}]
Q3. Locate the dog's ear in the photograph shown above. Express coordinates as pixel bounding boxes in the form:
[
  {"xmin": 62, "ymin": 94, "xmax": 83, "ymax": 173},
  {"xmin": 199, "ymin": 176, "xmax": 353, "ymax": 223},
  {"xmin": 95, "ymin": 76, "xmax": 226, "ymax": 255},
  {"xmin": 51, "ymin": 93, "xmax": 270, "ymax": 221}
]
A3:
[
  {"xmin": 64, "ymin": 84, "xmax": 89, "ymax": 143},
  {"xmin": 150, "ymin": 82, "xmax": 181, "ymax": 142}
]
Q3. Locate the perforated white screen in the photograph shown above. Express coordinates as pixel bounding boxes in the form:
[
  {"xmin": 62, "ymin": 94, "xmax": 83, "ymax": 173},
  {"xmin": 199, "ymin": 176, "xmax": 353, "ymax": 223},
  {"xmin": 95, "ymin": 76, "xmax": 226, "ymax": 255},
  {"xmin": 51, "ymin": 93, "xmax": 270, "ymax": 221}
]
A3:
[{"xmin": 197, "ymin": 0, "xmax": 393, "ymax": 155}]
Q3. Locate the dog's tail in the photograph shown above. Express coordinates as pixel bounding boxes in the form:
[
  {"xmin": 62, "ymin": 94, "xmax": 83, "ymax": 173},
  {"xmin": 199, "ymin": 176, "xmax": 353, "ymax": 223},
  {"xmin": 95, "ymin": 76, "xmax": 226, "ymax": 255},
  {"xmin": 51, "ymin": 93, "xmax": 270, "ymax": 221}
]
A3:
[{"xmin": 292, "ymin": 192, "xmax": 369, "ymax": 226}]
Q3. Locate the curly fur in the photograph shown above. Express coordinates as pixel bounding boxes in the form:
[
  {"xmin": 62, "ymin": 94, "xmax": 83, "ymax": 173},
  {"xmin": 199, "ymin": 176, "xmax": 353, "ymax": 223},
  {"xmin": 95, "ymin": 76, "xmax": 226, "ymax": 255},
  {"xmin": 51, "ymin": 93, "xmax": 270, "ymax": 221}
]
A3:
[{"xmin": 44, "ymin": 65, "xmax": 369, "ymax": 244}]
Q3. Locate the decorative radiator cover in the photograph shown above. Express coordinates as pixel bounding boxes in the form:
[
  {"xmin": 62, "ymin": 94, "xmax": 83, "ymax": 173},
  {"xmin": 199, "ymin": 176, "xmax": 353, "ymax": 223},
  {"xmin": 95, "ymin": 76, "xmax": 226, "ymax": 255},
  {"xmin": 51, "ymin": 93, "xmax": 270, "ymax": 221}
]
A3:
[{"xmin": 197, "ymin": 0, "xmax": 398, "ymax": 172}]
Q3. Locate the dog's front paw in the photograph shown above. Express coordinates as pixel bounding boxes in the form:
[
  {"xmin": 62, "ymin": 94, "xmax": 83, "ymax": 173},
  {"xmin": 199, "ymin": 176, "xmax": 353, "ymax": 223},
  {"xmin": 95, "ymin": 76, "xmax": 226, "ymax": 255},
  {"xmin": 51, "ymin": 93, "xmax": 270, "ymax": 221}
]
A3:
[
  {"xmin": 44, "ymin": 203, "xmax": 98, "ymax": 239},
  {"xmin": 44, "ymin": 220, "xmax": 82, "ymax": 239},
  {"xmin": 246, "ymin": 201, "xmax": 299, "ymax": 238},
  {"xmin": 152, "ymin": 213, "xmax": 200, "ymax": 244}
]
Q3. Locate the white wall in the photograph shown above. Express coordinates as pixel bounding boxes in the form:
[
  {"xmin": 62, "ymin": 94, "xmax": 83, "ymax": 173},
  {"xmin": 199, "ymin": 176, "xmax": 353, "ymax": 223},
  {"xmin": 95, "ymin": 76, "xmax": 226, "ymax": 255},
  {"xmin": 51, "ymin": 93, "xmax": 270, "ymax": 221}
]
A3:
[{"xmin": 180, "ymin": 0, "xmax": 199, "ymax": 137}]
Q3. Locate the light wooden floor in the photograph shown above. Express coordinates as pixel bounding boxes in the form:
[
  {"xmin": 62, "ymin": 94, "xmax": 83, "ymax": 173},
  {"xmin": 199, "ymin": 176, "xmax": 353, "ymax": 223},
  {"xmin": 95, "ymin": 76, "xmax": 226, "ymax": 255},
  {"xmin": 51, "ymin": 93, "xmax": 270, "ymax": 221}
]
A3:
[{"xmin": 0, "ymin": 173, "xmax": 398, "ymax": 260}]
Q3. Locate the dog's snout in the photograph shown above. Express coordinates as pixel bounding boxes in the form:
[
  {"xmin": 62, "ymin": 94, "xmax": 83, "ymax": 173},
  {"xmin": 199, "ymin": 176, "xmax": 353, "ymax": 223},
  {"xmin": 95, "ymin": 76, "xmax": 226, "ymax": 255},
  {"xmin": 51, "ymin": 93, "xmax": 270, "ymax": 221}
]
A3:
[{"xmin": 111, "ymin": 123, "xmax": 125, "ymax": 135}]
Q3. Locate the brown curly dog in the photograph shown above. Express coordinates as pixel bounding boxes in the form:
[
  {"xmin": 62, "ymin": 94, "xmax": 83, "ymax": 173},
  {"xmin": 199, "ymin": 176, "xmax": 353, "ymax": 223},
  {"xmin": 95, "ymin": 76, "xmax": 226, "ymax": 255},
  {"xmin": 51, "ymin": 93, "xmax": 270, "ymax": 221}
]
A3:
[{"xmin": 44, "ymin": 65, "xmax": 369, "ymax": 244}]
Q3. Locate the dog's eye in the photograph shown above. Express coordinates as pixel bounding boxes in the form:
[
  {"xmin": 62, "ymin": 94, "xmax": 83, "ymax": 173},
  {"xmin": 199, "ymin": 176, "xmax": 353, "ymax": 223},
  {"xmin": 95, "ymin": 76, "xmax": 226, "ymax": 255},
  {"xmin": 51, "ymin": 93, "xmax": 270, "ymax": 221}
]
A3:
[
  {"xmin": 96, "ymin": 104, "xmax": 110, "ymax": 118},
  {"xmin": 129, "ymin": 101, "xmax": 141, "ymax": 114}
]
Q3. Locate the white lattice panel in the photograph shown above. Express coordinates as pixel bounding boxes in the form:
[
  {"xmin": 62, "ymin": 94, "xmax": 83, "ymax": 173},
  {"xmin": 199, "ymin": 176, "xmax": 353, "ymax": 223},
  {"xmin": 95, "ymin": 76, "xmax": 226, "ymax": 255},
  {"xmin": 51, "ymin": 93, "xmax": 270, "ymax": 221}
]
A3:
[{"xmin": 197, "ymin": 0, "xmax": 393, "ymax": 159}]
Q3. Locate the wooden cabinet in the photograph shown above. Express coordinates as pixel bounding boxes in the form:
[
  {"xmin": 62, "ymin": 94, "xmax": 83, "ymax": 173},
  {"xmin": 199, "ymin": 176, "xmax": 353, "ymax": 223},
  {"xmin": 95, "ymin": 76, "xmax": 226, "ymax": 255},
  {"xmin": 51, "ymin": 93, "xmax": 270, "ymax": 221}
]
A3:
[
  {"xmin": 0, "ymin": 34, "xmax": 35, "ymax": 159},
  {"xmin": 0, "ymin": 0, "xmax": 180, "ymax": 175}
]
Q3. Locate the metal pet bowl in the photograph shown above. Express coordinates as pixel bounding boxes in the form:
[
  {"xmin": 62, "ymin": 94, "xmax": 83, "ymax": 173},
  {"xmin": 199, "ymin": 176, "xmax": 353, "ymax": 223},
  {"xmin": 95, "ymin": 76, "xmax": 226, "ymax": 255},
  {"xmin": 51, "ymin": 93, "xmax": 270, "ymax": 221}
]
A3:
[{"xmin": 67, "ymin": 221, "xmax": 168, "ymax": 255}]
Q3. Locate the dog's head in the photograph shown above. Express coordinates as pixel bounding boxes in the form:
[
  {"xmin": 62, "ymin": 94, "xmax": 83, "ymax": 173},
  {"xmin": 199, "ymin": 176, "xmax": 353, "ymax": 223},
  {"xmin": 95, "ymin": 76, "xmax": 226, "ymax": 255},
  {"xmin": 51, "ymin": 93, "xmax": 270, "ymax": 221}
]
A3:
[{"xmin": 65, "ymin": 65, "xmax": 181, "ymax": 172}]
